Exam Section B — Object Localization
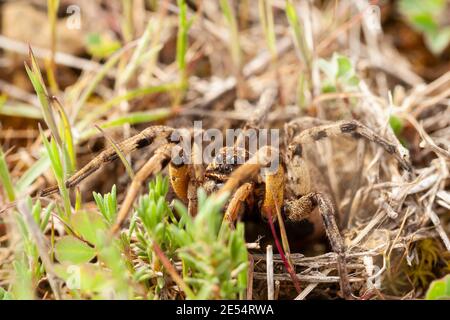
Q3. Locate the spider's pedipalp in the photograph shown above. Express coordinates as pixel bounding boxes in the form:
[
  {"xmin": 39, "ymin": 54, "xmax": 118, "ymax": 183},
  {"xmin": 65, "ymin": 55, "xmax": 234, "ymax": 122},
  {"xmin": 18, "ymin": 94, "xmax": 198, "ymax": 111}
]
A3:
[
  {"xmin": 223, "ymin": 182, "xmax": 253, "ymax": 223},
  {"xmin": 261, "ymin": 163, "xmax": 285, "ymax": 221},
  {"xmin": 169, "ymin": 161, "xmax": 190, "ymax": 203}
]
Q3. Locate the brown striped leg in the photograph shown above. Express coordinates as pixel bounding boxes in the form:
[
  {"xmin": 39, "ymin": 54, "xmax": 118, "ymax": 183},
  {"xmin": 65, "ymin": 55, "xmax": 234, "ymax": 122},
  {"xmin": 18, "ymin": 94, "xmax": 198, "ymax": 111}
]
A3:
[
  {"xmin": 285, "ymin": 192, "xmax": 352, "ymax": 300},
  {"xmin": 288, "ymin": 120, "xmax": 411, "ymax": 172},
  {"xmin": 40, "ymin": 126, "xmax": 174, "ymax": 197},
  {"xmin": 110, "ymin": 143, "xmax": 173, "ymax": 234}
]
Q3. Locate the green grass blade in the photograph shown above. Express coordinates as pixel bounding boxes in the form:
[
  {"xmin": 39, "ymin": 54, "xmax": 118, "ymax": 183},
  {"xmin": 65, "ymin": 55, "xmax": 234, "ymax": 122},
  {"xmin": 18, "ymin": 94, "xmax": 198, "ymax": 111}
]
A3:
[
  {"xmin": 25, "ymin": 56, "xmax": 61, "ymax": 146},
  {"xmin": 0, "ymin": 103, "xmax": 43, "ymax": 119},
  {"xmin": 51, "ymin": 97, "xmax": 76, "ymax": 173},
  {"xmin": 72, "ymin": 43, "xmax": 135, "ymax": 120},
  {"xmin": 220, "ymin": 0, "xmax": 241, "ymax": 69},
  {"xmin": 76, "ymin": 83, "xmax": 178, "ymax": 131},
  {"xmin": 119, "ymin": 18, "xmax": 154, "ymax": 86},
  {"xmin": 78, "ymin": 108, "xmax": 172, "ymax": 141},
  {"xmin": 0, "ymin": 147, "xmax": 16, "ymax": 201},
  {"xmin": 95, "ymin": 125, "xmax": 135, "ymax": 179},
  {"xmin": 16, "ymin": 155, "xmax": 51, "ymax": 193}
]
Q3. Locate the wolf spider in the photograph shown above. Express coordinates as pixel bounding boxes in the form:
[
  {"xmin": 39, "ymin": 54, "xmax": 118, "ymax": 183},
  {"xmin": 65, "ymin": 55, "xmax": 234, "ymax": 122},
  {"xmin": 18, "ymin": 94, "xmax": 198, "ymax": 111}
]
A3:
[{"xmin": 37, "ymin": 115, "xmax": 410, "ymax": 299}]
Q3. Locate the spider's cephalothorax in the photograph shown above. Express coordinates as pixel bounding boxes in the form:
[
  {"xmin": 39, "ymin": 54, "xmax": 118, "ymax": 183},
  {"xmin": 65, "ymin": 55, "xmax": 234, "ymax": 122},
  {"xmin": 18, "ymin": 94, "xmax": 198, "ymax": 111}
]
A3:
[
  {"xmin": 204, "ymin": 147, "xmax": 249, "ymax": 184},
  {"xmin": 168, "ymin": 146, "xmax": 252, "ymax": 215},
  {"xmin": 29, "ymin": 113, "xmax": 411, "ymax": 300}
]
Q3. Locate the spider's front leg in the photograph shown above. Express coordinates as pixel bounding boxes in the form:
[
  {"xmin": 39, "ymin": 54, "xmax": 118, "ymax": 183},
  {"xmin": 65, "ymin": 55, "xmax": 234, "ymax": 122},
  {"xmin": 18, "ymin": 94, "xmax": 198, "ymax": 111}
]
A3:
[
  {"xmin": 111, "ymin": 143, "xmax": 174, "ymax": 234},
  {"xmin": 40, "ymin": 125, "xmax": 175, "ymax": 197},
  {"xmin": 285, "ymin": 193, "xmax": 353, "ymax": 300}
]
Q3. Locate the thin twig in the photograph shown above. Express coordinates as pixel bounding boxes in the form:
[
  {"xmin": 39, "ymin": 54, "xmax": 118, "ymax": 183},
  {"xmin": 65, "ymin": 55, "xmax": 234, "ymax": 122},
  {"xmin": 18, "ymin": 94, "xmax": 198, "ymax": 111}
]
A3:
[{"xmin": 266, "ymin": 245, "xmax": 274, "ymax": 300}]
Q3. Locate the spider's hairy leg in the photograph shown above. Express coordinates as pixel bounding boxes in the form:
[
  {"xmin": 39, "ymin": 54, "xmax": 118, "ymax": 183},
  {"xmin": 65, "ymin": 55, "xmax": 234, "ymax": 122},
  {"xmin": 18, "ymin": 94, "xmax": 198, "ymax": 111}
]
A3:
[
  {"xmin": 223, "ymin": 182, "xmax": 253, "ymax": 223},
  {"xmin": 284, "ymin": 117, "xmax": 331, "ymax": 145},
  {"xmin": 289, "ymin": 119, "xmax": 411, "ymax": 171},
  {"xmin": 168, "ymin": 127, "xmax": 207, "ymax": 215},
  {"xmin": 111, "ymin": 143, "xmax": 173, "ymax": 234},
  {"xmin": 40, "ymin": 125, "xmax": 174, "ymax": 197},
  {"xmin": 168, "ymin": 139, "xmax": 202, "ymax": 215},
  {"xmin": 286, "ymin": 192, "xmax": 353, "ymax": 300}
]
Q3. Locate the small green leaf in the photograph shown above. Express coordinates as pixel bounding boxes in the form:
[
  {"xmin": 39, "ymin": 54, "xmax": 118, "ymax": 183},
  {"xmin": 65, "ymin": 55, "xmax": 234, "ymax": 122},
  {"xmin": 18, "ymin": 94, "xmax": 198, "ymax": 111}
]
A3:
[
  {"xmin": 25, "ymin": 49, "xmax": 61, "ymax": 145},
  {"xmin": 55, "ymin": 236, "xmax": 96, "ymax": 264},
  {"xmin": 389, "ymin": 115, "xmax": 404, "ymax": 136},
  {"xmin": 54, "ymin": 262, "xmax": 111, "ymax": 293},
  {"xmin": 410, "ymin": 14, "xmax": 438, "ymax": 34},
  {"xmin": 86, "ymin": 33, "xmax": 121, "ymax": 59},
  {"xmin": 337, "ymin": 56, "xmax": 352, "ymax": 78},
  {"xmin": 0, "ymin": 287, "xmax": 12, "ymax": 300},
  {"xmin": 347, "ymin": 76, "xmax": 360, "ymax": 86},
  {"xmin": 12, "ymin": 257, "xmax": 34, "ymax": 299},
  {"xmin": 93, "ymin": 185, "xmax": 117, "ymax": 224},
  {"xmin": 426, "ymin": 27, "xmax": 450, "ymax": 55},
  {"xmin": 322, "ymin": 84, "xmax": 337, "ymax": 93},
  {"xmin": 71, "ymin": 211, "xmax": 108, "ymax": 246},
  {"xmin": 426, "ymin": 275, "xmax": 450, "ymax": 300},
  {"xmin": 399, "ymin": 0, "xmax": 450, "ymax": 55}
]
